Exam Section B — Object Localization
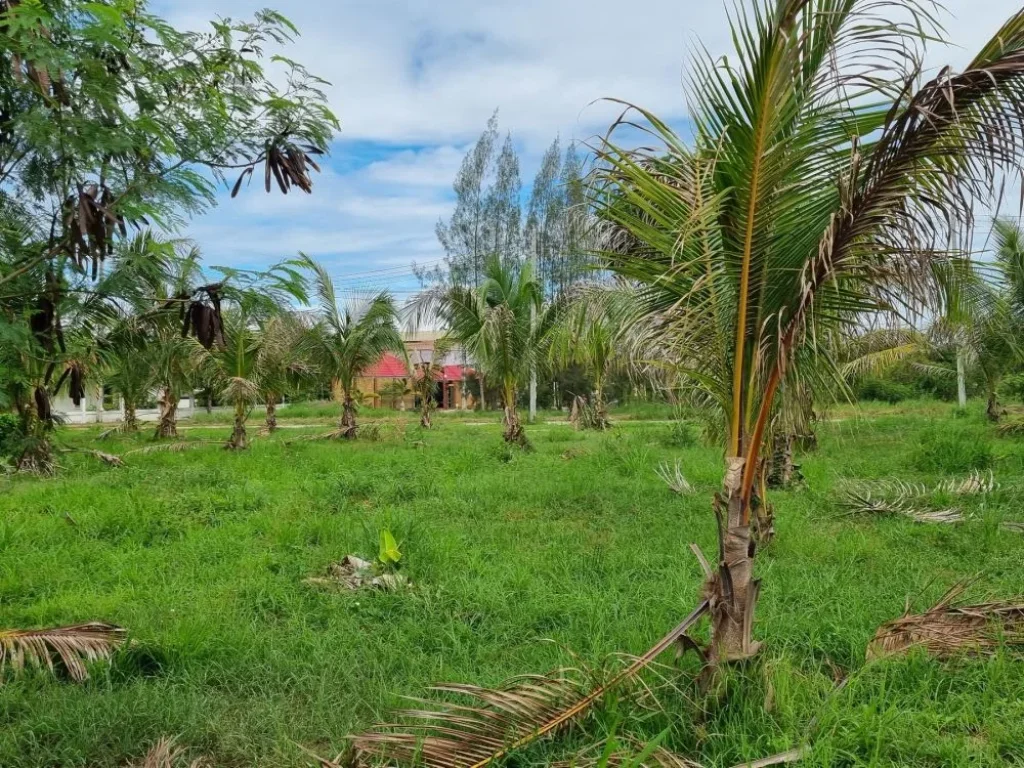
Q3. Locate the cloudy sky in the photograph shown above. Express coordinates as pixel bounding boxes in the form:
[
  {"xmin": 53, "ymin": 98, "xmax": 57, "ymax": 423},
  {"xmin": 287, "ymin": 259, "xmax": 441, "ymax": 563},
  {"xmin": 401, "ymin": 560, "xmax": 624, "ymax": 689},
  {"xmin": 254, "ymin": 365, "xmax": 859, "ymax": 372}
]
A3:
[{"xmin": 157, "ymin": 0, "xmax": 1015, "ymax": 298}]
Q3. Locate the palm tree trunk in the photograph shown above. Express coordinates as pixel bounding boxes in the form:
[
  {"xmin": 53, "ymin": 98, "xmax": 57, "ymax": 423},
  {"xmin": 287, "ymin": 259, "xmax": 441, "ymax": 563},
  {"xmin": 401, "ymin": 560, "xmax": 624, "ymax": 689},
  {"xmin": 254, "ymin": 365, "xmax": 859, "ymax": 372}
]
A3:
[
  {"xmin": 706, "ymin": 456, "xmax": 762, "ymax": 664},
  {"xmin": 205, "ymin": 390, "xmax": 213, "ymax": 414},
  {"xmin": 501, "ymin": 385, "xmax": 527, "ymax": 446},
  {"xmin": 265, "ymin": 396, "xmax": 278, "ymax": 432},
  {"xmin": 227, "ymin": 402, "xmax": 248, "ymax": 449},
  {"xmin": 340, "ymin": 394, "xmax": 357, "ymax": 438},
  {"xmin": 986, "ymin": 387, "xmax": 1002, "ymax": 422},
  {"xmin": 122, "ymin": 400, "xmax": 138, "ymax": 433},
  {"xmin": 593, "ymin": 378, "xmax": 610, "ymax": 430},
  {"xmin": 420, "ymin": 402, "xmax": 432, "ymax": 429},
  {"xmin": 478, "ymin": 374, "xmax": 486, "ymax": 411},
  {"xmin": 766, "ymin": 433, "xmax": 801, "ymax": 489},
  {"xmin": 14, "ymin": 392, "xmax": 54, "ymax": 474},
  {"xmin": 154, "ymin": 387, "xmax": 178, "ymax": 439},
  {"xmin": 956, "ymin": 347, "xmax": 968, "ymax": 409}
]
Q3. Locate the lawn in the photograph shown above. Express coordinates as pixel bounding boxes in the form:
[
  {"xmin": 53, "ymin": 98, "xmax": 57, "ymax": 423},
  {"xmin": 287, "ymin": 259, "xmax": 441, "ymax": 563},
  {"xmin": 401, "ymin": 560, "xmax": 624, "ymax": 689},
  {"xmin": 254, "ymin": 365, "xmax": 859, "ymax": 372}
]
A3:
[{"xmin": 1, "ymin": 404, "xmax": 1023, "ymax": 766}]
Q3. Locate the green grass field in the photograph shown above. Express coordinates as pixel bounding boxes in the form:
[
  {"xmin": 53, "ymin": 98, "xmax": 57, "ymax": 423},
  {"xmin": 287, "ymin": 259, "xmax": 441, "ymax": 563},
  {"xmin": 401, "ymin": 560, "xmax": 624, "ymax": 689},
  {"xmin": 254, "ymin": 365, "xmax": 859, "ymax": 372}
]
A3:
[{"xmin": 1, "ymin": 403, "xmax": 1023, "ymax": 766}]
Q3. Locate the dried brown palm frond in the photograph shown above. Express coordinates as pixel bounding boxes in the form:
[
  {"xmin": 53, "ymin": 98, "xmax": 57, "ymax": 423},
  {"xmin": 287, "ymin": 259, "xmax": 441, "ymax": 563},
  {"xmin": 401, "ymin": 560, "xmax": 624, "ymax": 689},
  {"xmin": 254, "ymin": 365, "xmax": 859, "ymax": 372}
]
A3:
[
  {"xmin": 655, "ymin": 460, "xmax": 693, "ymax": 495},
  {"xmin": 997, "ymin": 420, "xmax": 1024, "ymax": 437},
  {"xmin": 838, "ymin": 487, "xmax": 965, "ymax": 524},
  {"xmin": 934, "ymin": 470, "xmax": 998, "ymax": 496},
  {"xmin": 867, "ymin": 584, "xmax": 1024, "ymax": 660},
  {"xmin": 551, "ymin": 737, "xmax": 703, "ymax": 768},
  {"xmin": 1001, "ymin": 521, "xmax": 1024, "ymax": 534},
  {"xmin": 0, "ymin": 622, "xmax": 125, "ymax": 681},
  {"xmin": 349, "ymin": 601, "xmax": 709, "ymax": 768},
  {"xmin": 133, "ymin": 737, "xmax": 207, "ymax": 768}
]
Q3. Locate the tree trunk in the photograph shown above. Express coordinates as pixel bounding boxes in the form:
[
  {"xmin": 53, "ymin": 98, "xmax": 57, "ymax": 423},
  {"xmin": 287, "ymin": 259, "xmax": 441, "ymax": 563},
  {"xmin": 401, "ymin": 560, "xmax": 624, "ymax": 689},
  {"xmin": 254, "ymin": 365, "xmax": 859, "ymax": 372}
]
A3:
[
  {"xmin": 986, "ymin": 388, "xmax": 1002, "ymax": 422},
  {"xmin": 592, "ymin": 383, "xmax": 610, "ymax": 430},
  {"xmin": 339, "ymin": 395, "xmax": 357, "ymax": 439},
  {"xmin": 478, "ymin": 375, "xmax": 486, "ymax": 411},
  {"xmin": 227, "ymin": 404, "xmax": 248, "ymax": 449},
  {"xmin": 14, "ymin": 394, "xmax": 55, "ymax": 475},
  {"xmin": 501, "ymin": 386, "xmax": 528, "ymax": 447},
  {"xmin": 706, "ymin": 457, "xmax": 762, "ymax": 664},
  {"xmin": 205, "ymin": 390, "xmax": 213, "ymax": 414},
  {"xmin": 122, "ymin": 401, "xmax": 139, "ymax": 433},
  {"xmin": 766, "ymin": 433, "xmax": 801, "ymax": 489},
  {"xmin": 154, "ymin": 387, "xmax": 178, "ymax": 439},
  {"xmin": 265, "ymin": 396, "xmax": 278, "ymax": 432},
  {"xmin": 956, "ymin": 347, "xmax": 968, "ymax": 409}
]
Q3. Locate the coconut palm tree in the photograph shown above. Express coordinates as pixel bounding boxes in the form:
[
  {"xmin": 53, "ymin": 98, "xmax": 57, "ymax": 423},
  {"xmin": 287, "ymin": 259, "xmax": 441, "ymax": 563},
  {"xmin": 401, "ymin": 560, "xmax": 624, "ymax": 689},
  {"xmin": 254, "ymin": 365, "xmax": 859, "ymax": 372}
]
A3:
[
  {"xmin": 414, "ymin": 256, "xmax": 558, "ymax": 446},
  {"xmin": 411, "ymin": 338, "xmax": 454, "ymax": 429},
  {"xmin": 257, "ymin": 313, "xmax": 315, "ymax": 432},
  {"xmin": 591, "ymin": 1, "xmax": 1024, "ymax": 664},
  {"xmin": 101, "ymin": 327, "xmax": 153, "ymax": 435},
  {"xmin": 306, "ymin": 259, "xmax": 406, "ymax": 438}
]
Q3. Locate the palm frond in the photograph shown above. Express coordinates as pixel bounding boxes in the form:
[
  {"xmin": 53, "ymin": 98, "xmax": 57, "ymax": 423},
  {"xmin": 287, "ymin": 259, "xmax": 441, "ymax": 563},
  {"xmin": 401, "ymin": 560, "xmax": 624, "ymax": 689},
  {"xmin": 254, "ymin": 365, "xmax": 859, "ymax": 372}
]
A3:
[
  {"xmin": 838, "ymin": 486, "xmax": 965, "ymax": 524},
  {"xmin": 350, "ymin": 601, "xmax": 709, "ymax": 768},
  {"xmin": 122, "ymin": 441, "xmax": 221, "ymax": 456},
  {"xmin": 0, "ymin": 622, "xmax": 125, "ymax": 681},
  {"xmin": 655, "ymin": 460, "xmax": 693, "ymax": 495},
  {"xmin": 868, "ymin": 584, "xmax": 1024, "ymax": 660},
  {"xmin": 133, "ymin": 737, "xmax": 207, "ymax": 768}
]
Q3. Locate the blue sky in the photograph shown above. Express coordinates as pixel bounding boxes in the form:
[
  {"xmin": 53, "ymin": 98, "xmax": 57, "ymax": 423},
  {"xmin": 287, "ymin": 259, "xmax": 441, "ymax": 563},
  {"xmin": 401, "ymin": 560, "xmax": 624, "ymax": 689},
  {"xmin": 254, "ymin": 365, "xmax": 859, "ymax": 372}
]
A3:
[{"xmin": 159, "ymin": 0, "xmax": 1016, "ymax": 300}]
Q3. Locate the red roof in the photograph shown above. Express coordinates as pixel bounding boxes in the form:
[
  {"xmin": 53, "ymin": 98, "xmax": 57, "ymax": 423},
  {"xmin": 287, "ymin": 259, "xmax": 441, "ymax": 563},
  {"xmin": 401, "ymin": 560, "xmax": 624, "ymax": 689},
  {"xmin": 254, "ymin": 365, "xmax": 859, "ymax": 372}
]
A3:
[
  {"xmin": 363, "ymin": 353, "xmax": 409, "ymax": 378},
  {"xmin": 443, "ymin": 365, "xmax": 466, "ymax": 381}
]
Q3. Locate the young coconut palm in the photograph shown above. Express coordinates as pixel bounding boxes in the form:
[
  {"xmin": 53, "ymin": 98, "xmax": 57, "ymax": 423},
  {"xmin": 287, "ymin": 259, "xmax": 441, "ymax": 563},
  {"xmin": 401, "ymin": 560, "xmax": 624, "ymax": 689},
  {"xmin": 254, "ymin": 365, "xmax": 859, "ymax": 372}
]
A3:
[
  {"xmin": 306, "ymin": 259, "xmax": 406, "ymax": 438},
  {"xmin": 412, "ymin": 337, "xmax": 454, "ymax": 429},
  {"xmin": 349, "ymin": 5, "xmax": 1024, "ymax": 768},
  {"xmin": 550, "ymin": 291, "xmax": 625, "ymax": 430},
  {"xmin": 413, "ymin": 256, "xmax": 558, "ymax": 446},
  {"xmin": 590, "ymin": 1, "xmax": 1024, "ymax": 665},
  {"xmin": 257, "ymin": 313, "xmax": 315, "ymax": 432}
]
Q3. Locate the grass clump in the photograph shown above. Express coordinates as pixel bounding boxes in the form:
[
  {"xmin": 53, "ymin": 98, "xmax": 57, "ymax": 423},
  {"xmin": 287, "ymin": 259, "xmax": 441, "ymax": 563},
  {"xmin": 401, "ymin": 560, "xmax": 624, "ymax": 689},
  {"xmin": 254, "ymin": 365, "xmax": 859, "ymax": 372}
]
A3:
[{"xmin": 908, "ymin": 425, "xmax": 994, "ymax": 474}]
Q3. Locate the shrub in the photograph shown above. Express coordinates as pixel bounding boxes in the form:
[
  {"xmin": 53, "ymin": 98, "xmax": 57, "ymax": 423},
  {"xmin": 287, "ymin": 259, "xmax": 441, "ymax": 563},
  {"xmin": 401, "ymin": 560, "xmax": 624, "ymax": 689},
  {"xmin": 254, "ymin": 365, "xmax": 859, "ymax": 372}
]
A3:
[
  {"xmin": 663, "ymin": 419, "xmax": 699, "ymax": 448},
  {"xmin": 999, "ymin": 372, "xmax": 1024, "ymax": 404},
  {"xmin": 909, "ymin": 425, "xmax": 994, "ymax": 474},
  {"xmin": 856, "ymin": 376, "xmax": 915, "ymax": 404},
  {"xmin": 0, "ymin": 413, "xmax": 21, "ymax": 458}
]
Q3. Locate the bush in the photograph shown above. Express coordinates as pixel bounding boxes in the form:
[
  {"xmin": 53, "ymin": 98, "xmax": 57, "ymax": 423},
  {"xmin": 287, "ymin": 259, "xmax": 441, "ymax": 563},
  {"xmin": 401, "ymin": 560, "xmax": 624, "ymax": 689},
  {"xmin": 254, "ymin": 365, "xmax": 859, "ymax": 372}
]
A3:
[
  {"xmin": 663, "ymin": 419, "xmax": 699, "ymax": 448},
  {"xmin": 999, "ymin": 372, "xmax": 1024, "ymax": 404},
  {"xmin": 909, "ymin": 425, "xmax": 994, "ymax": 474},
  {"xmin": 856, "ymin": 376, "xmax": 916, "ymax": 404},
  {"xmin": 0, "ymin": 413, "xmax": 21, "ymax": 458}
]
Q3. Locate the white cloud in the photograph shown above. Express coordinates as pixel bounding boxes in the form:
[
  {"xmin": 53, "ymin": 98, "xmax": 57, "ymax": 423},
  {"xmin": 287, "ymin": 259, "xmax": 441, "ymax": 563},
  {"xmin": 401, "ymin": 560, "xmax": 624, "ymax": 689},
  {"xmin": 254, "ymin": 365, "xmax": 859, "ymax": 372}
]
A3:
[{"xmin": 157, "ymin": 0, "xmax": 1020, "ymax": 282}]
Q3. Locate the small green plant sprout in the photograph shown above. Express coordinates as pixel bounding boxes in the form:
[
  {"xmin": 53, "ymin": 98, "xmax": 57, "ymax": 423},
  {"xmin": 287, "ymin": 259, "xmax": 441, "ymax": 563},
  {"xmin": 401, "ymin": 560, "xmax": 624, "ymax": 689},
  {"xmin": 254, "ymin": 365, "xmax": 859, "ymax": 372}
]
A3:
[{"xmin": 378, "ymin": 528, "xmax": 403, "ymax": 569}]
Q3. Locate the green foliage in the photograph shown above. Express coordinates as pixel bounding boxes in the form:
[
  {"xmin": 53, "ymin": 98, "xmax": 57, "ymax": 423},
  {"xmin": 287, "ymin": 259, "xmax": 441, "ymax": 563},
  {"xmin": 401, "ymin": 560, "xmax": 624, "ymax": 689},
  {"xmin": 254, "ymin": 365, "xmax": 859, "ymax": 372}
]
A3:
[
  {"xmin": 856, "ymin": 376, "xmax": 917, "ymax": 404},
  {"xmin": 999, "ymin": 372, "xmax": 1024, "ymax": 403},
  {"xmin": 663, "ymin": 419, "xmax": 699, "ymax": 448},
  {"xmin": 378, "ymin": 529, "xmax": 402, "ymax": 568},
  {"xmin": 0, "ymin": 412, "xmax": 21, "ymax": 457},
  {"xmin": 909, "ymin": 426, "xmax": 995, "ymax": 474}
]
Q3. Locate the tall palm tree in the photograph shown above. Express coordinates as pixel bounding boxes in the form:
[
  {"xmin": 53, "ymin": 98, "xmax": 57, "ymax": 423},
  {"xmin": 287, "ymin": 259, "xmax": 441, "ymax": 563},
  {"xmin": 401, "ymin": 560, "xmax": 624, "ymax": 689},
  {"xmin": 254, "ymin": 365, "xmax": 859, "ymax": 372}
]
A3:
[
  {"xmin": 101, "ymin": 325, "xmax": 153, "ymax": 435},
  {"xmin": 591, "ymin": 1, "xmax": 1024, "ymax": 664},
  {"xmin": 306, "ymin": 259, "xmax": 406, "ymax": 438},
  {"xmin": 415, "ymin": 256, "xmax": 558, "ymax": 446}
]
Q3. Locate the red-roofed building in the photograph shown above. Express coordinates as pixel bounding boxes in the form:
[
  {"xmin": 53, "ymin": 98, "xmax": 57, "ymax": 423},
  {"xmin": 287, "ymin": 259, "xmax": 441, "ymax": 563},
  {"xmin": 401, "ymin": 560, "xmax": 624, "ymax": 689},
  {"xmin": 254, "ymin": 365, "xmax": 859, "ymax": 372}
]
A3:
[{"xmin": 352, "ymin": 332, "xmax": 476, "ymax": 410}]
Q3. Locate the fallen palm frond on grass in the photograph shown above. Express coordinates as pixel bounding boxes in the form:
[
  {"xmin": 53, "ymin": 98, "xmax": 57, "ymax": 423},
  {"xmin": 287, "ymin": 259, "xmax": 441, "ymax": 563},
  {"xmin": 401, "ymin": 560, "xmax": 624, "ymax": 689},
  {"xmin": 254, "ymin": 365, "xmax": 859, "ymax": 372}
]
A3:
[
  {"xmin": 997, "ymin": 420, "xmax": 1024, "ymax": 437},
  {"xmin": 58, "ymin": 447, "xmax": 125, "ymax": 467},
  {"xmin": 655, "ymin": 460, "xmax": 693, "ymax": 494},
  {"xmin": 348, "ymin": 601, "xmax": 709, "ymax": 768},
  {"xmin": 133, "ymin": 737, "xmax": 207, "ymax": 768},
  {"xmin": 837, "ymin": 472, "xmax": 997, "ymax": 524},
  {"xmin": 1001, "ymin": 521, "xmax": 1024, "ymax": 533},
  {"xmin": 868, "ymin": 584, "xmax": 1024, "ymax": 660},
  {"xmin": 838, "ymin": 488, "xmax": 965, "ymax": 524},
  {"xmin": 0, "ymin": 622, "xmax": 126, "ymax": 681},
  {"xmin": 122, "ymin": 441, "xmax": 222, "ymax": 457}
]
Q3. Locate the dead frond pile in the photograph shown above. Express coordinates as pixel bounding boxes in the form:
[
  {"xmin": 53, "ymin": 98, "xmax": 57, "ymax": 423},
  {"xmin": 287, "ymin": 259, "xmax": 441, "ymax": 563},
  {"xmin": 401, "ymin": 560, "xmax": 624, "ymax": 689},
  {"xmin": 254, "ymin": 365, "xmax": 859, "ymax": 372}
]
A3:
[
  {"xmin": 0, "ymin": 622, "xmax": 125, "ymax": 681},
  {"xmin": 997, "ymin": 420, "xmax": 1024, "ymax": 437},
  {"xmin": 305, "ymin": 556, "xmax": 410, "ymax": 592},
  {"xmin": 656, "ymin": 460, "xmax": 693, "ymax": 494},
  {"xmin": 868, "ymin": 584, "xmax": 1024, "ymax": 660}
]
